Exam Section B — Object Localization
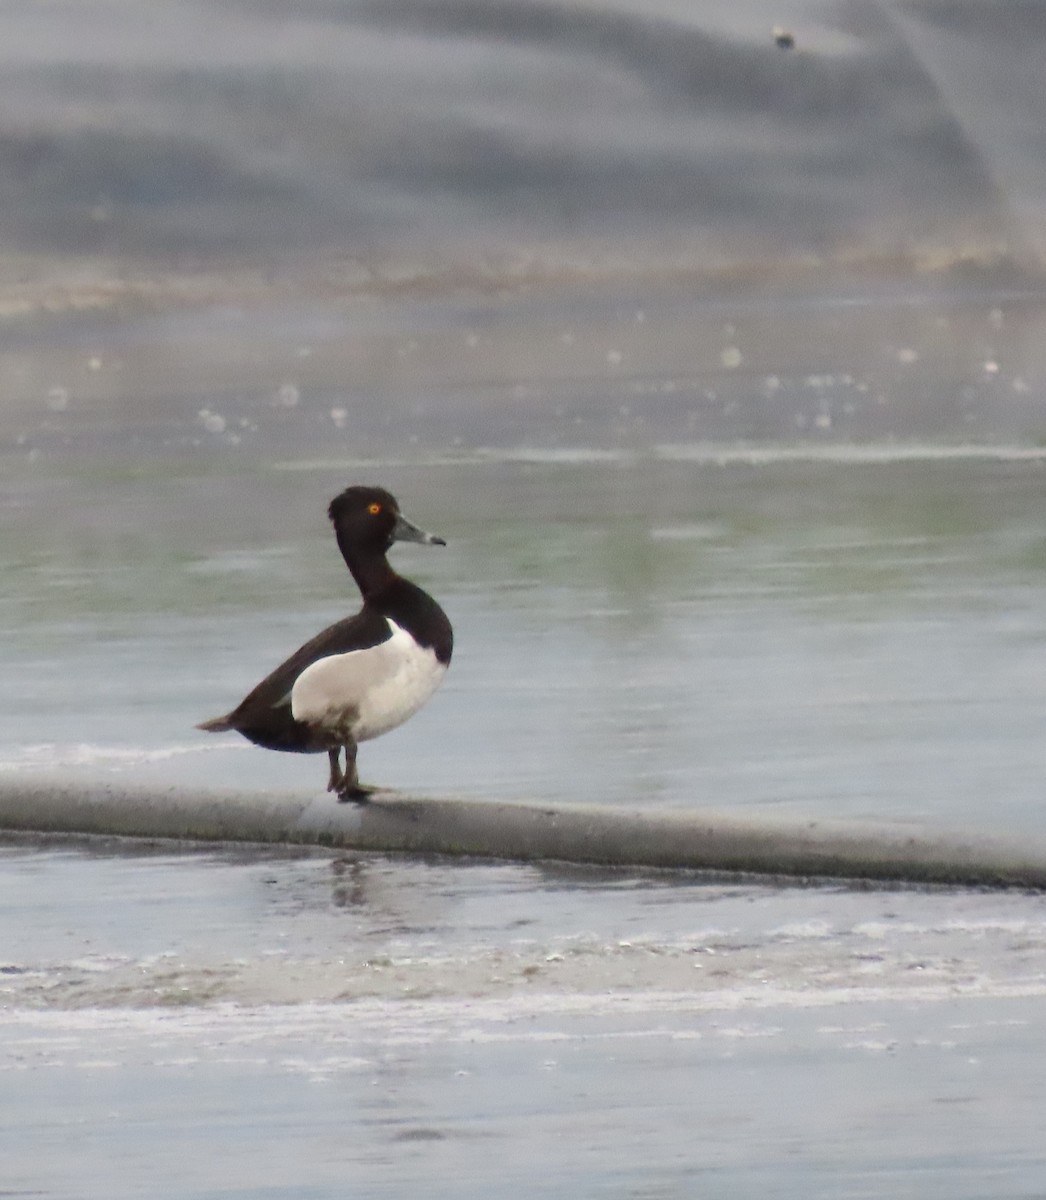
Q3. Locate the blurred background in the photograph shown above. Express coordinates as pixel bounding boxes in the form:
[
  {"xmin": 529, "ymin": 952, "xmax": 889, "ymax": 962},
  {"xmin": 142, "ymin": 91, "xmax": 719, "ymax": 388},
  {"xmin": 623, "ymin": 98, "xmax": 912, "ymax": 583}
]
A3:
[{"xmin": 3, "ymin": 0, "xmax": 1046, "ymax": 456}]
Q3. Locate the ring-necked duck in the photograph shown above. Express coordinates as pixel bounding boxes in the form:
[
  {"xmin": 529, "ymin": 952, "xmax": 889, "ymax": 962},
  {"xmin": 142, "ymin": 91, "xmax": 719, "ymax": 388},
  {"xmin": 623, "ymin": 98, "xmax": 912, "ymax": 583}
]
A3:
[{"xmin": 197, "ymin": 485, "xmax": 453, "ymax": 801}]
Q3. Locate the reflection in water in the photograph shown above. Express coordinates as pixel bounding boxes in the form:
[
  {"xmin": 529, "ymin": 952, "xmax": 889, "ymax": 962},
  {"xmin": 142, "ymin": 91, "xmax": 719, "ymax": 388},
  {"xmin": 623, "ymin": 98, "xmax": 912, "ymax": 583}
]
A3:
[{"xmin": 331, "ymin": 856, "xmax": 370, "ymax": 910}]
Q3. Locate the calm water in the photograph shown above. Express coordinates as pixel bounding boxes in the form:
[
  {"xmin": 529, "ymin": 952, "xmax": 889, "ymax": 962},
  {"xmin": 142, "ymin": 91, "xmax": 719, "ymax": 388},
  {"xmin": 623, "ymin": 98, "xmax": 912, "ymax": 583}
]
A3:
[
  {"xmin": 4, "ymin": 442, "xmax": 1046, "ymax": 833},
  {"xmin": 2, "ymin": 841, "xmax": 1046, "ymax": 1198},
  {"xmin": 6, "ymin": 0, "xmax": 1046, "ymax": 1189},
  {"xmin": 5, "ymin": 425, "xmax": 1046, "ymax": 1195}
]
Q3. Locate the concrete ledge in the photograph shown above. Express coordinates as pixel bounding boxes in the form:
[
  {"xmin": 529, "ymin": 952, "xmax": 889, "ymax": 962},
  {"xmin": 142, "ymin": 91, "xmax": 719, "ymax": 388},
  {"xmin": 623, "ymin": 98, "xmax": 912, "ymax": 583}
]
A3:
[{"xmin": 2, "ymin": 779, "xmax": 1045, "ymax": 888}]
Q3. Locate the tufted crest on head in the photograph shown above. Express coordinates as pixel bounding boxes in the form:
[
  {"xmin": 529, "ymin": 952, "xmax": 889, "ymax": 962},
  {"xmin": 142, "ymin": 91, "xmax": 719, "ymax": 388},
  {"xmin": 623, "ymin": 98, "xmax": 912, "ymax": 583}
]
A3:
[
  {"xmin": 327, "ymin": 485, "xmax": 399, "ymax": 525},
  {"xmin": 327, "ymin": 485, "xmax": 401, "ymax": 555},
  {"xmin": 327, "ymin": 485, "xmax": 445, "ymax": 570}
]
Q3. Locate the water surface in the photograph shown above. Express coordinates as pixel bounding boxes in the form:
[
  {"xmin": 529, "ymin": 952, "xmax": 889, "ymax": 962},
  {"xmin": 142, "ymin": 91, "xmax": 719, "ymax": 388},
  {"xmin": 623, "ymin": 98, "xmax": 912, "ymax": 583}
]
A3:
[
  {"xmin": 7, "ymin": 433, "xmax": 1046, "ymax": 1195},
  {"xmin": 3, "ymin": 839, "xmax": 1046, "ymax": 1198},
  {"xmin": 5, "ymin": 7, "xmax": 1046, "ymax": 1179},
  {"xmin": 5, "ymin": 445, "xmax": 1046, "ymax": 835}
]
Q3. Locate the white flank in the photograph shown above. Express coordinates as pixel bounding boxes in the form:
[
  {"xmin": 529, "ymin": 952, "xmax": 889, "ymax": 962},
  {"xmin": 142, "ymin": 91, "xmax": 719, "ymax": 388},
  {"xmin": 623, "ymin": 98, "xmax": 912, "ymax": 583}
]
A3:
[{"xmin": 290, "ymin": 618, "xmax": 446, "ymax": 742}]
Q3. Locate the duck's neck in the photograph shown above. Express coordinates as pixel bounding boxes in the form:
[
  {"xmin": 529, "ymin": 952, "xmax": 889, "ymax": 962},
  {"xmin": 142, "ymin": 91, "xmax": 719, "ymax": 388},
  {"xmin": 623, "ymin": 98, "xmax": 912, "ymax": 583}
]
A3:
[{"xmin": 337, "ymin": 534, "xmax": 397, "ymax": 600}]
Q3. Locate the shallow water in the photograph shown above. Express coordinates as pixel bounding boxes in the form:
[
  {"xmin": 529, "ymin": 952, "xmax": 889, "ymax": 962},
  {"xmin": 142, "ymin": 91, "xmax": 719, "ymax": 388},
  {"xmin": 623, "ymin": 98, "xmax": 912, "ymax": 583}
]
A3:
[
  {"xmin": 6, "ymin": 430, "xmax": 1046, "ymax": 1193},
  {"xmin": 3, "ymin": 841, "xmax": 1046, "ymax": 1197},
  {"xmin": 5, "ymin": 443, "xmax": 1046, "ymax": 834}
]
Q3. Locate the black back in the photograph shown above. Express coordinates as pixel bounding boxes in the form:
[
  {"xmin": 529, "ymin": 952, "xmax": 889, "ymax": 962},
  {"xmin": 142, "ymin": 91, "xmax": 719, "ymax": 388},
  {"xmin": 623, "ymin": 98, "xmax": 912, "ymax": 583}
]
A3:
[
  {"xmin": 219, "ymin": 579, "xmax": 452, "ymax": 754},
  {"xmin": 221, "ymin": 607, "xmax": 394, "ymax": 752},
  {"xmin": 204, "ymin": 485, "xmax": 453, "ymax": 755}
]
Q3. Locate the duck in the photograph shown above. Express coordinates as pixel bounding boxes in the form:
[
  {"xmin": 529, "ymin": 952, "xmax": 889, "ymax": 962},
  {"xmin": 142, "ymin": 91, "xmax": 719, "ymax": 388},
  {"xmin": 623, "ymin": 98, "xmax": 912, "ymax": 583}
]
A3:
[{"xmin": 197, "ymin": 485, "xmax": 453, "ymax": 802}]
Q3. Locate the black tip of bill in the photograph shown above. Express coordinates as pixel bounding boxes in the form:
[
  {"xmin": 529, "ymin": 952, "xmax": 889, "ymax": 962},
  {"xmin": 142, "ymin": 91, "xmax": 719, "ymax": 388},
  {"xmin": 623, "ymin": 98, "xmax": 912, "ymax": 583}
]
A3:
[{"xmin": 393, "ymin": 512, "xmax": 446, "ymax": 547}]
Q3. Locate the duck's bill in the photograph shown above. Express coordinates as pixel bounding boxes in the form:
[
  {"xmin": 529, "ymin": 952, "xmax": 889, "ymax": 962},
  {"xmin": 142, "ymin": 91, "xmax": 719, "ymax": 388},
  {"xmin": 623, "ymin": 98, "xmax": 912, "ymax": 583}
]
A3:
[{"xmin": 392, "ymin": 512, "xmax": 446, "ymax": 546}]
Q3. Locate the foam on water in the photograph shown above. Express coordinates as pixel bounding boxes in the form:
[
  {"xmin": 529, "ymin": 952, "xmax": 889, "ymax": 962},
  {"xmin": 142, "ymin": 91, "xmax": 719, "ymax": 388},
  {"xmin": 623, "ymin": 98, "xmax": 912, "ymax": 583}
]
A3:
[
  {"xmin": 2, "ymin": 843, "xmax": 1045, "ymax": 1017},
  {"xmin": 2, "ymin": 978, "xmax": 1046, "ymax": 1072},
  {"xmin": 271, "ymin": 442, "xmax": 1046, "ymax": 474},
  {"xmin": 3, "ymin": 844, "xmax": 1046, "ymax": 1197},
  {"xmin": 653, "ymin": 441, "xmax": 1046, "ymax": 465},
  {"xmin": 0, "ymin": 741, "xmax": 242, "ymax": 773}
]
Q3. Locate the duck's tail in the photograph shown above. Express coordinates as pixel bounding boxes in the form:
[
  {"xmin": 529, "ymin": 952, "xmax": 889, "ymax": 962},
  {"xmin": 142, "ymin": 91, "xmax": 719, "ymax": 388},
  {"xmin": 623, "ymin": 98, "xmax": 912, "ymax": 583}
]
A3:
[{"xmin": 196, "ymin": 714, "xmax": 234, "ymax": 733}]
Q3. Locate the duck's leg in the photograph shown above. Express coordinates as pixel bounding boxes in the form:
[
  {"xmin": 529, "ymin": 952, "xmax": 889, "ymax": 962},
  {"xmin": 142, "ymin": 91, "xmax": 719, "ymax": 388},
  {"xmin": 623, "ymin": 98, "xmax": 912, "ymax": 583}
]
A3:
[
  {"xmin": 336, "ymin": 739, "xmax": 373, "ymax": 804},
  {"xmin": 326, "ymin": 747, "xmax": 345, "ymax": 794}
]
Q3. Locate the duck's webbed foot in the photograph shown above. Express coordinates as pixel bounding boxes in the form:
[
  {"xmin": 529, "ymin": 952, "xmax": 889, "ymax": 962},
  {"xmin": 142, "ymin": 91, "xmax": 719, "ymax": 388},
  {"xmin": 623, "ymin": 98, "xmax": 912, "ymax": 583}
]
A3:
[
  {"xmin": 337, "ymin": 782, "xmax": 374, "ymax": 804},
  {"xmin": 333, "ymin": 740, "xmax": 372, "ymax": 804}
]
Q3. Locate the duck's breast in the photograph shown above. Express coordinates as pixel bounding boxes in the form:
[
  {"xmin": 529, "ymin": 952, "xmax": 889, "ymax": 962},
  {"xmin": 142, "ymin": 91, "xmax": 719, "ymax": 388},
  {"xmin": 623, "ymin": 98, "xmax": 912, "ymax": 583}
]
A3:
[{"xmin": 290, "ymin": 618, "xmax": 446, "ymax": 742}]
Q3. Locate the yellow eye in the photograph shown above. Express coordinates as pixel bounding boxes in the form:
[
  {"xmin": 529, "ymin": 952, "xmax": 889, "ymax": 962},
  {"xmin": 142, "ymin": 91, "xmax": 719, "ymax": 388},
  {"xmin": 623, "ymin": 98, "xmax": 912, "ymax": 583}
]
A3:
[{"xmin": 368, "ymin": 503, "xmax": 381, "ymax": 515}]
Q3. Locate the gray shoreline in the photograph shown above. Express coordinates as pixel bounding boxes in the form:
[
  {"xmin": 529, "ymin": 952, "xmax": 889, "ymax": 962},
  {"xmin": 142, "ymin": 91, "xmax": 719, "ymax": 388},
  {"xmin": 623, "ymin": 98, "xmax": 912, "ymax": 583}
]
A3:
[{"xmin": 2, "ymin": 780, "xmax": 1045, "ymax": 888}]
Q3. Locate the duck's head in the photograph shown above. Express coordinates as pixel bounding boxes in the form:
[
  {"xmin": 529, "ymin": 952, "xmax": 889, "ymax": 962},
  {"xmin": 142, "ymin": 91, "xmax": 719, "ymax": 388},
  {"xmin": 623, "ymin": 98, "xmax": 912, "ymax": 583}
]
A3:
[{"xmin": 327, "ymin": 485, "xmax": 446, "ymax": 555}]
